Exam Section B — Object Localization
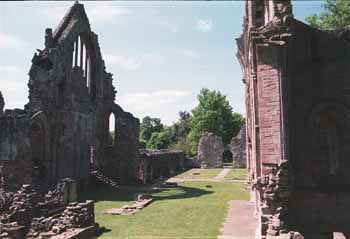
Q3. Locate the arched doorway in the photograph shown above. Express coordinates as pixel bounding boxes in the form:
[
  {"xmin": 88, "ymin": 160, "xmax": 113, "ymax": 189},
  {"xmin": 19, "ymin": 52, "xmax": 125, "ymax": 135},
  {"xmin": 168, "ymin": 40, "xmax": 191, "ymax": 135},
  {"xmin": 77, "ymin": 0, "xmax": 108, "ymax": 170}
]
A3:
[
  {"xmin": 307, "ymin": 103, "xmax": 347, "ymax": 190},
  {"xmin": 223, "ymin": 149, "xmax": 233, "ymax": 165}
]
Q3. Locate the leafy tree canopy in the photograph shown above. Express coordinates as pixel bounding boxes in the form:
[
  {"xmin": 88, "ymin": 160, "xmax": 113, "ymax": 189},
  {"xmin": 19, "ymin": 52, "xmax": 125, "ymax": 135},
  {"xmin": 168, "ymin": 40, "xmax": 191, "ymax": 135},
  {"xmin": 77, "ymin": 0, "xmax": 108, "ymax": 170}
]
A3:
[
  {"xmin": 138, "ymin": 89, "xmax": 245, "ymax": 156},
  {"xmin": 146, "ymin": 130, "xmax": 171, "ymax": 149},
  {"xmin": 139, "ymin": 116, "xmax": 164, "ymax": 148},
  {"xmin": 188, "ymin": 88, "xmax": 245, "ymax": 154},
  {"xmin": 306, "ymin": 0, "xmax": 350, "ymax": 29}
]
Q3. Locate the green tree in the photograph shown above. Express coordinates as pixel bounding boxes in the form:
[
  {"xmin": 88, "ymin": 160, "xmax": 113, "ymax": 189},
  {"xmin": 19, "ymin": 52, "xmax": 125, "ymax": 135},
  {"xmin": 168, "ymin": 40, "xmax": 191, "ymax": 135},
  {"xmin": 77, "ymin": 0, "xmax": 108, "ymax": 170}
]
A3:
[
  {"xmin": 305, "ymin": 0, "xmax": 350, "ymax": 29},
  {"xmin": 147, "ymin": 130, "xmax": 171, "ymax": 149},
  {"xmin": 167, "ymin": 111, "xmax": 191, "ymax": 144},
  {"xmin": 169, "ymin": 136, "xmax": 193, "ymax": 157},
  {"xmin": 188, "ymin": 88, "xmax": 245, "ymax": 154},
  {"xmin": 139, "ymin": 116, "xmax": 164, "ymax": 148},
  {"xmin": 166, "ymin": 111, "xmax": 192, "ymax": 155}
]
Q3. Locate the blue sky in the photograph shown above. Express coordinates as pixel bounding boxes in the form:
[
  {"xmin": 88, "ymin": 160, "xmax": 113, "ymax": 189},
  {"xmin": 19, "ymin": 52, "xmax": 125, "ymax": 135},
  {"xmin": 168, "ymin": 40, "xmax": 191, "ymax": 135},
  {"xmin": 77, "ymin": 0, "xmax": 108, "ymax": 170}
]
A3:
[{"xmin": 0, "ymin": 1, "xmax": 324, "ymax": 125}]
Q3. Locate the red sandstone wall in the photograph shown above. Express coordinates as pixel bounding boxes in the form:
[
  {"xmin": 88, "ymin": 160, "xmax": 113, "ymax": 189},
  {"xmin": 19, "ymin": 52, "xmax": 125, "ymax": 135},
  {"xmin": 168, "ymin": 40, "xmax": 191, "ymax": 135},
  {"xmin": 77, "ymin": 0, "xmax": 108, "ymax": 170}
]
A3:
[{"xmin": 256, "ymin": 45, "xmax": 283, "ymax": 173}]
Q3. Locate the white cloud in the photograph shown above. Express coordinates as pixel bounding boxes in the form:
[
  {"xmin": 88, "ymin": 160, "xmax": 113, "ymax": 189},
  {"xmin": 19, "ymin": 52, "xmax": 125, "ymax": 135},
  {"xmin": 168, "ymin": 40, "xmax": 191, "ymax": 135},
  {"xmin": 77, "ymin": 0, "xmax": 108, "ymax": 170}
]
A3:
[
  {"xmin": 0, "ymin": 65, "xmax": 28, "ymax": 109},
  {"xmin": 197, "ymin": 19, "xmax": 213, "ymax": 33},
  {"xmin": 44, "ymin": 3, "xmax": 131, "ymax": 25},
  {"xmin": 104, "ymin": 55, "xmax": 141, "ymax": 71},
  {"xmin": 0, "ymin": 32, "xmax": 26, "ymax": 49},
  {"xmin": 156, "ymin": 21, "xmax": 178, "ymax": 33},
  {"xmin": 86, "ymin": 4, "xmax": 131, "ymax": 24},
  {"xmin": 104, "ymin": 53, "xmax": 165, "ymax": 71},
  {"xmin": 116, "ymin": 90, "xmax": 195, "ymax": 125},
  {"xmin": 177, "ymin": 49, "xmax": 199, "ymax": 59}
]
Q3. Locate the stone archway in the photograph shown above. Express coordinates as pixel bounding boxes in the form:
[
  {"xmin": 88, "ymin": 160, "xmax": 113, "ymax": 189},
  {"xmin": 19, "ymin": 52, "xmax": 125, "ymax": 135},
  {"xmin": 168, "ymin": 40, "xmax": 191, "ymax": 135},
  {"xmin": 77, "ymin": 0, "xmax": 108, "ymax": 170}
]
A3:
[
  {"xmin": 30, "ymin": 111, "xmax": 51, "ymax": 190},
  {"xmin": 223, "ymin": 149, "xmax": 233, "ymax": 165},
  {"xmin": 306, "ymin": 102, "xmax": 349, "ymax": 190}
]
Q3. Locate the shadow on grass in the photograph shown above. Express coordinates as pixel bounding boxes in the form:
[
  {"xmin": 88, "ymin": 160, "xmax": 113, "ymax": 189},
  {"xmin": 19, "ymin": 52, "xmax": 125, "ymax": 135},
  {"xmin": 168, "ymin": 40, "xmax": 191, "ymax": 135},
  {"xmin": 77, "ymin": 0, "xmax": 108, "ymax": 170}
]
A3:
[
  {"xmin": 95, "ymin": 227, "xmax": 112, "ymax": 237},
  {"xmin": 153, "ymin": 185, "xmax": 213, "ymax": 201},
  {"xmin": 85, "ymin": 184, "xmax": 214, "ymax": 238},
  {"xmin": 82, "ymin": 186, "xmax": 143, "ymax": 202},
  {"xmin": 82, "ymin": 184, "xmax": 213, "ymax": 203},
  {"xmin": 171, "ymin": 168, "xmax": 192, "ymax": 178}
]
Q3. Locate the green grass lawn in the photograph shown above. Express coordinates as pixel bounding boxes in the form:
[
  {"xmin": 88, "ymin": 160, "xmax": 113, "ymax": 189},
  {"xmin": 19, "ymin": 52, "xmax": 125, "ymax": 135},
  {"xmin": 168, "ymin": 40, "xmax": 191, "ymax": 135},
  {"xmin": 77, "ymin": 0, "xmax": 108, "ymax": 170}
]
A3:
[
  {"xmin": 174, "ymin": 168, "xmax": 223, "ymax": 179},
  {"xmin": 224, "ymin": 168, "xmax": 248, "ymax": 180},
  {"xmin": 84, "ymin": 181, "xmax": 249, "ymax": 239}
]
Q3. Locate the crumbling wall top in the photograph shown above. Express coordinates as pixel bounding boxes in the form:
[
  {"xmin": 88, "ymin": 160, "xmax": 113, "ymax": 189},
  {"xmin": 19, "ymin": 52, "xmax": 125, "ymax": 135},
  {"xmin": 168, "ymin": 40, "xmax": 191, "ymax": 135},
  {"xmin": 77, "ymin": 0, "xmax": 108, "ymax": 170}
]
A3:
[{"xmin": 0, "ymin": 91, "xmax": 4, "ymax": 116}]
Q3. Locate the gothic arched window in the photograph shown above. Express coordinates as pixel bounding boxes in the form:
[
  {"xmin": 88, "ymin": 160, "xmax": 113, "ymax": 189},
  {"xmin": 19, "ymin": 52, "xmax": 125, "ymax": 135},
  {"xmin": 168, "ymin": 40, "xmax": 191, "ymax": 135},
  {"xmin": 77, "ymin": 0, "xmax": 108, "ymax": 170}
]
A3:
[{"xmin": 72, "ymin": 34, "xmax": 92, "ymax": 92}]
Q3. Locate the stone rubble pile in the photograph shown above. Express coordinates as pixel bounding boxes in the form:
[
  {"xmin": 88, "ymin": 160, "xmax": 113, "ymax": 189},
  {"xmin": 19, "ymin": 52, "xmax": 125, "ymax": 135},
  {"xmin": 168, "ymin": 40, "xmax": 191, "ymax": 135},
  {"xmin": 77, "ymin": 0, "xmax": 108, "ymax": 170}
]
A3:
[
  {"xmin": 0, "ymin": 185, "xmax": 40, "ymax": 238},
  {"xmin": 0, "ymin": 181, "xmax": 97, "ymax": 239},
  {"xmin": 28, "ymin": 216, "xmax": 59, "ymax": 238},
  {"xmin": 2, "ymin": 185, "xmax": 39, "ymax": 226},
  {"xmin": 54, "ymin": 201, "xmax": 95, "ymax": 231}
]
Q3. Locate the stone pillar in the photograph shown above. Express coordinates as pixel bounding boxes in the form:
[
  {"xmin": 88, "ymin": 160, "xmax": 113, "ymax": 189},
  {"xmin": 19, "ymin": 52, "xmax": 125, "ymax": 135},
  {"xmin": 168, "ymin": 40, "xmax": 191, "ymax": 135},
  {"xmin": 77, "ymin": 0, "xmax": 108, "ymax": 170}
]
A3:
[
  {"xmin": 60, "ymin": 178, "xmax": 78, "ymax": 204},
  {"xmin": 69, "ymin": 179, "xmax": 78, "ymax": 202}
]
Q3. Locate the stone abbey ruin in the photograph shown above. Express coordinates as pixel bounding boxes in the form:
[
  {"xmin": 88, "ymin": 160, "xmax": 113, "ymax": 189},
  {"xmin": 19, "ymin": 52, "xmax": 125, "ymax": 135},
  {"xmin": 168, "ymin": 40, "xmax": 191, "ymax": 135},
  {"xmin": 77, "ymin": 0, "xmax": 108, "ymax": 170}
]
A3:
[
  {"xmin": 2, "ymin": 0, "xmax": 350, "ymax": 238},
  {"xmin": 193, "ymin": 125, "xmax": 247, "ymax": 169},
  {"xmin": 0, "ymin": 3, "xmax": 185, "ymax": 238},
  {"xmin": 238, "ymin": 0, "xmax": 350, "ymax": 238}
]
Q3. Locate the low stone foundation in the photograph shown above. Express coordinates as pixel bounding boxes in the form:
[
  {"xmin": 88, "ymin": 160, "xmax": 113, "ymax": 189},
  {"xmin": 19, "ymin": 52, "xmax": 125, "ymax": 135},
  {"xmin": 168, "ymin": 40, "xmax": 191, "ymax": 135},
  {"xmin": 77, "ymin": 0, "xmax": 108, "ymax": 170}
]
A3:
[
  {"xmin": 104, "ymin": 194, "xmax": 153, "ymax": 215},
  {"xmin": 139, "ymin": 149, "xmax": 185, "ymax": 183}
]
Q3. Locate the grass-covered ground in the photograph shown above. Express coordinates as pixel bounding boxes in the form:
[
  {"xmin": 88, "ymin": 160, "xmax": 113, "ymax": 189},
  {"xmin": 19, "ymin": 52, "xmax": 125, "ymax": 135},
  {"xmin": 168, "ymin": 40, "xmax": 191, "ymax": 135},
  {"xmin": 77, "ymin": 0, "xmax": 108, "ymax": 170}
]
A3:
[
  {"xmin": 174, "ymin": 168, "xmax": 223, "ymax": 179},
  {"xmin": 85, "ymin": 181, "xmax": 249, "ymax": 239},
  {"xmin": 224, "ymin": 168, "xmax": 248, "ymax": 180}
]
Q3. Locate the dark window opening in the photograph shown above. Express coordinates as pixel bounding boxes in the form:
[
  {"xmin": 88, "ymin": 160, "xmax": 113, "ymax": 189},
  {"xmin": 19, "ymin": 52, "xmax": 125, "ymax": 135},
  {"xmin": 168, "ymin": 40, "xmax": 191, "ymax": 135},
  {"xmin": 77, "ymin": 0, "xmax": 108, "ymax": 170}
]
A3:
[{"xmin": 223, "ymin": 150, "xmax": 233, "ymax": 164}]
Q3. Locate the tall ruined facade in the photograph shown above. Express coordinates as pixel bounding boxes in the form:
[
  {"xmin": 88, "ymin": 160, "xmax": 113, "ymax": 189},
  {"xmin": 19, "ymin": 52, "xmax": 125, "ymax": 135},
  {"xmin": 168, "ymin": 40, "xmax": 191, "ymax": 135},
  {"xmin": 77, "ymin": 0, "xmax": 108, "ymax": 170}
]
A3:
[
  {"xmin": 238, "ymin": 0, "xmax": 350, "ymax": 238},
  {"xmin": 0, "ymin": 2, "xmax": 140, "ymax": 192}
]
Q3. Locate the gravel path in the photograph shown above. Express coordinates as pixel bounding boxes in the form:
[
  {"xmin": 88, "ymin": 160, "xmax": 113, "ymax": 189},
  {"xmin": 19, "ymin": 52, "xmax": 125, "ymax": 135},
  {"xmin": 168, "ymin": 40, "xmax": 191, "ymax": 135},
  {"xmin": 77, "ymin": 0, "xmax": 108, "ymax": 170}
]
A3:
[
  {"xmin": 218, "ymin": 200, "xmax": 257, "ymax": 239},
  {"xmin": 214, "ymin": 168, "xmax": 232, "ymax": 180}
]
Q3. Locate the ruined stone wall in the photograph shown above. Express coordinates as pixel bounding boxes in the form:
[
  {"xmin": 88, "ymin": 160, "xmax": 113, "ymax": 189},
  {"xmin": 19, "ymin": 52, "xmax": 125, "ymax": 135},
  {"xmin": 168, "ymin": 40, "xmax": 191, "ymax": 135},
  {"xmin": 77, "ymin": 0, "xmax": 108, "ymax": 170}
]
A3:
[
  {"xmin": 0, "ymin": 160, "xmax": 32, "ymax": 192},
  {"xmin": 0, "ymin": 3, "xmax": 141, "ymax": 192},
  {"xmin": 238, "ymin": 0, "xmax": 350, "ymax": 237},
  {"xmin": 0, "ymin": 113, "xmax": 33, "ymax": 192},
  {"xmin": 286, "ymin": 21, "xmax": 350, "ymax": 234},
  {"xmin": 101, "ymin": 104, "xmax": 140, "ymax": 185},
  {"xmin": 237, "ymin": 1, "xmax": 294, "ymax": 238},
  {"xmin": 197, "ymin": 132, "xmax": 224, "ymax": 168},
  {"xmin": 229, "ymin": 124, "xmax": 247, "ymax": 168},
  {"xmin": 139, "ymin": 149, "xmax": 185, "ymax": 184},
  {"xmin": 114, "ymin": 111, "xmax": 140, "ymax": 184},
  {"xmin": 0, "ymin": 112, "xmax": 31, "ymax": 162}
]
